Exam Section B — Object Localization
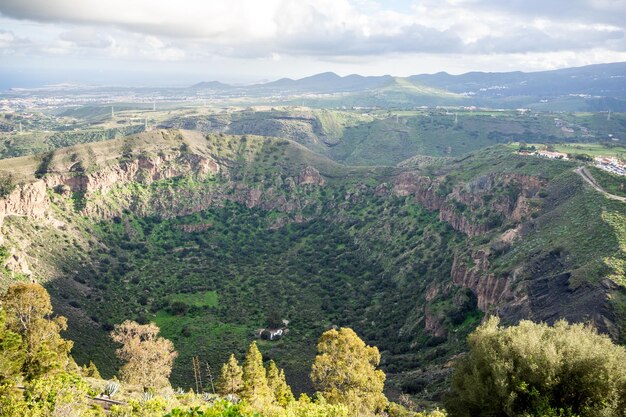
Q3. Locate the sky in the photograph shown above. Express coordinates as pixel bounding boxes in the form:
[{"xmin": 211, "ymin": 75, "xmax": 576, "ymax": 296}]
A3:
[{"xmin": 0, "ymin": 0, "xmax": 625, "ymax": 87}]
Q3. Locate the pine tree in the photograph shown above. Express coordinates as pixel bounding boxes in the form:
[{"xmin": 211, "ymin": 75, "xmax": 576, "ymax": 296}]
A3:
[
  {"xmin": 266, "ymin": 360, "xmax": 294, "ymax": 406},
  {"xmin": 0, "ymin": 308, "xmax": 24, "ymax": 389},
  {"xmin": 1, "ymin": 283, "xmax": 73, "ymax": 380},
  {"xmin": 311, "ymin": 327, "xmax": 387, "ymax": 417},
  {"xmin": 241, "ymin": 341, "xmax": 272, "ymax": 407},
  {"xmin": 216, "ymin": 354, "xmax": 243, "ymax": 396},
  {"xmin": 275, "ymin": 368, "xmax": 294, "ymax": 406},
  {"xmin": 82, "ymin": 361, "xmax": 101, "ymax": 379}
]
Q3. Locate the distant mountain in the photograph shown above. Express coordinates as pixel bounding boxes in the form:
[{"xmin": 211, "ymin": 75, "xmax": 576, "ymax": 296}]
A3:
[
  {"xmin": 259, "ymin": 72, "xmax": 394, "ymax": 93},
  {"xmin": 411, "ymin": 62, "xmax": 626, "ymax": 100},
  {"xmin": 190, "ymin": 72, "xmax": 394, "ymax": 94},
  {"xmin": 189, "ymin": 62, "xmax": 626, "ymax": 110},
  {"xmin": 189, "ymin": 80, "xmax": 234, "ymax": 90}
]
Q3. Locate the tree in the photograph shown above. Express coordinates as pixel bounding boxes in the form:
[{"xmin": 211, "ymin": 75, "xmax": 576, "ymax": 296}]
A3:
[
  {"xmin": 266, "ymin": 360, "xmax": 294, "ymax": 406},
  {"xmin": 311, "ymin": 327, "xmax": 387, "ymax": 417},
  {"xmin": 217, "ymin": 354, "xmax": 243, "ymax": 397},
  {"xmin": 446, "ymin": 317, "xmax": 626, "ymax": 417},
  {"xmin": 0, "ymin": 308, "xmax": 23, "ymax": 384},
  {"xmin": 0, "ymin": 308, "xmax": 25, "ymax": 414},
  {"xmin": 110, "ymin": 320, "xmax": 177, "ymax": 389},
  {"xmin": 0, "ymin": 172, "xmax": 16, "ymax": 198},
  {"xmin": 266, "ymin": 310, "xmax": 283, "ymax": 329},
  {"xmin": 81, "ymin": 360, "xmax": 101, "ymax": 379},
  {"xmin": 240, "ymin": 341, "xmax": 272, "ymax": 407},
  {"xmin": 0, "ymin": 282, "xmax": 72, "ymax": 379}
]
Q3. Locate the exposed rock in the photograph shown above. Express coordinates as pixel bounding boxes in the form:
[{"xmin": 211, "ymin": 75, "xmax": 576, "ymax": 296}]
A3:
[
  {"xmin": 424, "ymin": 307, "xmax": 447, "ymax": 338},
  {"xmin": 392, "ymin": 171, "xmax": 545, "ymax": 237},
  {"xmin": 451, "ymin": 248, "xmax": 619, "ymax": 340},
  {"xmin": 4, "ymin": 249, "xmax": 33, "ymax": 276},
  {"xmin": 297, "ymin": 166, "xmax": 325, "ymax": 186},
  {"xmin": 451, "ymin": 250, "xmax": 515, "ymax": 313},
  {"xmin": 374, "ymin": 182, "xmax": 390, "ymax": 196},
  {"xmin": 0, "ymin": 180, "xmax": 50, "ymax": 228},
  {"xmin": 246, "ymin": 188, "xmax": 263, "ymax": 208}
]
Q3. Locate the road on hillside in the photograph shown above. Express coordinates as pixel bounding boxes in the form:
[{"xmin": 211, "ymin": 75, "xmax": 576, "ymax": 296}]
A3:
[{"xmin": 575, "ymin": 166, "xmax": 626, "ymax": 203}]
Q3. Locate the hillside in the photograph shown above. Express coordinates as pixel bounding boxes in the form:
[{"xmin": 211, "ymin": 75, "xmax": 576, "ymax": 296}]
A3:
[
  {"xmin": 0, "ymin": 129, "xmax": 624, "ymax": 404},
  {"xmin": 5, "ymin": 107, "xmax": 625, "ymax": 165}
]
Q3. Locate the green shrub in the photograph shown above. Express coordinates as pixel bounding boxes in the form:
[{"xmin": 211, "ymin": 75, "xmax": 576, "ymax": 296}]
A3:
[
  {"xmin": 446, "ymin": 317, "xmax": 626, "ymax": 417},
  {"xmin": 0, "ymin": 172, "xmax": 16, "ymax": 197}
]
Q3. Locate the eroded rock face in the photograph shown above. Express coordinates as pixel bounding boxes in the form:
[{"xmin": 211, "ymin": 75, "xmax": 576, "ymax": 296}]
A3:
[
  {"xmin": 61, "ymin": 153, "xmax": 220, "ymax": 196},
  {"xmin": 392, "ymin": 171, "xmax": 544, "ymax": 237},
  {"xmin": 450, "ymin": 247, "xmax": 620, "ymax": 340},
  {"xmin": 451, "ymin": 250, "xmax": 516, "ymax": 313},
  {"xmin": 0, "ymin": 181, "xmax": 50, "ymax": 228},
  {"xmin": 392, "ymin": 169, "xmax": 620, "ymax": 340},
  {"xmin": 297, "ymin": 166, "xmax": 325, "ymax": 186}
]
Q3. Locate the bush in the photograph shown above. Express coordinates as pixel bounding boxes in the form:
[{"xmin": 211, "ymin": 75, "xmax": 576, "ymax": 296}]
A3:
[
  {"xmin": 169, "ymin": 301, "xmax": 190, "ymax": 316},
  {"xmin": 0, "ymin": 172, "xmax": 16, "ymax": 197},
  {"xmin": 446, "ymin": 317, "xmax": 626, "ymax": 417}
]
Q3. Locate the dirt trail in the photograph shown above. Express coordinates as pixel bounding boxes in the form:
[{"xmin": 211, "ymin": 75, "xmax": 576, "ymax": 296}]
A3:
[{"xmin": 575, "ymin": 166, "xmax": 626, "ymax": 202}]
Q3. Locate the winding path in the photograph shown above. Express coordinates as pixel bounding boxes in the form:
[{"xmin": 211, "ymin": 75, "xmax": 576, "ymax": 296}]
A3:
[{"xmin": 575, "ymin": 166, "xmax": 626, "ymax": 202}]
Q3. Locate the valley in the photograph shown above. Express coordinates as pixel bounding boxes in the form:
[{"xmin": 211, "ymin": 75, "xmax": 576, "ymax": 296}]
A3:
[{"xmin": 1, "ymin": 123, "xmax": 625, "ymax": 407}]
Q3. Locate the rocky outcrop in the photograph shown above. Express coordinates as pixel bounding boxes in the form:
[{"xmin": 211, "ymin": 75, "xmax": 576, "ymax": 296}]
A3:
[
  {"xmin": 424, "ymin": 308, "xmax": 447, "ymax": 338},
  {"xmin": 450, "ymin": 246, "xmax": 620, "ymax": 339},
  {"xmin": 392, "ymin": 171, "xmax": 545, "ymax": 237},
  {"xmin": 0, "ymin": 151, "xmax": 330, "ymax": 233},
  {"xmin": 61, "ymin": 153, "xmax": 220, "ymax": 196},
  {"xmin": 451, "ymin": 250, "xmax": 516, "ymax": 313},
  {"xmin": 0, "ymin": 181, "xmax": 50, "ymax": 228},
  {"xmin": 297, "ymin": 166, "xmax": 325, "ymax": 186}
]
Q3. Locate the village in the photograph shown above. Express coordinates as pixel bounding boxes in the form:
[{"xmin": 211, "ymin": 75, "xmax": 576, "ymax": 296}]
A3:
[{"xmin": 517, "ymin": 145, "xmax": 626, "ymax": 176}]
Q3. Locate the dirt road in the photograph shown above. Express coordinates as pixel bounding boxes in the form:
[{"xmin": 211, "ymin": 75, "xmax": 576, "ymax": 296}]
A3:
[{"xmin": 575, "ymin": 166, "xmax": 626, "ymax": 203}]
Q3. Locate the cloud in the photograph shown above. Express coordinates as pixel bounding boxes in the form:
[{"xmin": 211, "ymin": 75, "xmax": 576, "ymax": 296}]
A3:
[
  {"xmin": 59, "ymin": 28, "xmax": 112, "ymax": 48},
  {"xmin": 465, "ymin": 0, "xmax": 626, "ymax": 27},
  {"xmin": 0, "ymin": 0, "xmax": 624, "ymax": 63},
  {"xmin": 0, "ymin": 29, "xmax": 32, "ymax": 54}
]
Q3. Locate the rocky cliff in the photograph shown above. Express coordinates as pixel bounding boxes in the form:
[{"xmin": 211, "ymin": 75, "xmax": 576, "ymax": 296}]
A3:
[
  {"xmin": 392, "ymin": 171, "xmax": 545, "ymax": 237},
  {"xmin": 0, "ymin": 136, "xmax": 623, "ymax": 346}
]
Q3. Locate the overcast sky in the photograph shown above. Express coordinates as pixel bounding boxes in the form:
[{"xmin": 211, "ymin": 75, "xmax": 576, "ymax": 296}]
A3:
[{"xmin": 0, "ymin": 0, "xmax": 625, "ymax": 87}]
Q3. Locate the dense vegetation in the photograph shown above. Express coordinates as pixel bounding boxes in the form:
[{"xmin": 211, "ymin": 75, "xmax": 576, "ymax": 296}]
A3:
[
  {"xmin": 55, "ymin": 188, "xmax": 471, "ymax": 394},
  {"xmin": 446, "ymin": 317, "xmax": 626, "ymax": 417},
  {"xmin": 2, "ymin": 283, "xmax": 624, "ymax": 417},
  {"xmin": 0, "ymin": 119, "xmax": 625, "ymax": 415},
  {"xmin": 0, "ymin": 282, "xmax": 445, "ymax": 417}
]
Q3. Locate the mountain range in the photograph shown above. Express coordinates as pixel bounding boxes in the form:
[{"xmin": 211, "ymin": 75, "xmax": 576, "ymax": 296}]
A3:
[{"xmin": 191, "ymin": 62, "xmax": 626, "ymax": 110}]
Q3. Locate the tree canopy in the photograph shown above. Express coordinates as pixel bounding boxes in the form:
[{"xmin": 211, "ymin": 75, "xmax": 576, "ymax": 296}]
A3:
[
  {"xmin": 241, "ymin": 341, "xmax": 273, "ymax": 408},
  {"xmin": 110, "ymin": 320, "xmax": 177, "ymax": 389},
  {"xmin": 217, "ymin": 353, "xmax": 244, "ymax": 397},
  {"xmin": 266, "ymin": 360, "xmax": 294, "ymax": 406},
  {"xmin": 311, "ymin": 327, "xmax": 387, "ymax": 417},
  {"xmin": 446, "ymin": 316, "xmax": 626, "ymax": 417},
  {"xmin": 0, "ymin": 282, "xmax": 72, "ymax": 380}
]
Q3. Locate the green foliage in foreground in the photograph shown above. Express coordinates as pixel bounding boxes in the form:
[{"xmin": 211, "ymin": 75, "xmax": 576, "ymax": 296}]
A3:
[
  {"xmin": 446, "ymin": 317, "xmax": 626, "ymax": 417},
  {"xmin": 311, "ymin": 328, "xmax": 387, "ymax": 417},
  {"xmin": 0, "ymin": 282, "xmax": 442, "ymax": 417},
  {"xmin": 4, "ymin": 282, "xmax": 626, "ymax": 417}
]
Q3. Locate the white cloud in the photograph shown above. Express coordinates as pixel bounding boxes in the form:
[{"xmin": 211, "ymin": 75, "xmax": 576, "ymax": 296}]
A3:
[{"xmin": 0, "ymin": 0, "xmax": 624, "ymax": 82}]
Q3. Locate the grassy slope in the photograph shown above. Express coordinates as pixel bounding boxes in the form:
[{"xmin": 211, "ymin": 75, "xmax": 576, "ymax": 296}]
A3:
[
  {"xmin": 589, "ymin": 166, "xmax": 626, "ymax": 198},
  {"xmin": 5, "ymin": 108, "xmax": 626, "ymax": 167}
]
